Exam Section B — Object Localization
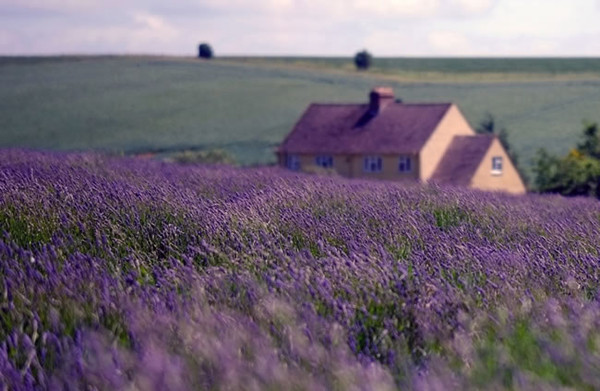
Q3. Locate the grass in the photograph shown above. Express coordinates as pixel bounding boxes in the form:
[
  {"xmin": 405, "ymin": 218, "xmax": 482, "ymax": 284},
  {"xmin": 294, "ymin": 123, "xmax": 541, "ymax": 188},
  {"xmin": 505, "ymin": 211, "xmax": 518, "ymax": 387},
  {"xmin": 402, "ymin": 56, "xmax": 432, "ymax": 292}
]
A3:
[
  {"xmin": 224, "ymin": 56, "xmax": 600, "ymax": 82},
  {"xmin": 1, "ymin": 55, "xmax": 600, "ymax": 175}
]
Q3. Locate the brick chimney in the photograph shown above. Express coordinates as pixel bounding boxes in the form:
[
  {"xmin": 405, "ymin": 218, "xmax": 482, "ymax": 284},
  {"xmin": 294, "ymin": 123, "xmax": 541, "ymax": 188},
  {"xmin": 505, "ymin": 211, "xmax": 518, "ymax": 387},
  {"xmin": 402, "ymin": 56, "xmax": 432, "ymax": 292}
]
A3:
[{"xmin": 369, "ymin": 87, "xmax": 395, "ymax": 114}]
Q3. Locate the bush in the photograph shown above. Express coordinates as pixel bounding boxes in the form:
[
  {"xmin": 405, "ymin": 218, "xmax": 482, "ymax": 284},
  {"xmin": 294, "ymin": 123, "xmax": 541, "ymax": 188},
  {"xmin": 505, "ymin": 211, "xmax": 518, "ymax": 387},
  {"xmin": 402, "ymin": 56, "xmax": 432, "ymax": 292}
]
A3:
[
  {"xmin": 354, "ymin": 50, "xmax": 372, "ymax": 70},
  {"xmin": 198, "ymin": 43, "xmax": 213, "ymax": 59},
  {"xmin": 170, "ymin": 148, "xmax": 234, "ymax": 165},
  {"xmin": 534, "ymin": 122, "xmax": 600, "ymax": 197}
]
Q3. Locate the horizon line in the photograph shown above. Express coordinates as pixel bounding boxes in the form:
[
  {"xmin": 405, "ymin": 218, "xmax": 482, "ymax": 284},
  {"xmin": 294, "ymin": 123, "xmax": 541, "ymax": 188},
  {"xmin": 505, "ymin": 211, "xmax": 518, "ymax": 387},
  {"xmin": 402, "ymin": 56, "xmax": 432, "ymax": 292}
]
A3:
[{"xmin": 2, "ymin": 52, "xmax": 600, "ymax": 59}]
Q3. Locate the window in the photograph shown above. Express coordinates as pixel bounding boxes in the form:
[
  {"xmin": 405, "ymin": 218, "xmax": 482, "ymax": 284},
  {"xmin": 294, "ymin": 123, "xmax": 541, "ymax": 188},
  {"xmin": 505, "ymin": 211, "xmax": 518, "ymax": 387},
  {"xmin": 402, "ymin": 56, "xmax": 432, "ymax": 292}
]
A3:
[
  {"xmin": 286, "ymin": 155, "xmax": 300, "ymax": 171},
  {"xmin": 363, "ymin": 156, "xmax": 382, "ymax": 172},
  {"xmin": 491, "ymin": 156, "xmax": 503, "ymax": 174},
  {"xmin": 398, "ymin": 156, "xmax": 412, "ymax": 173},
  {"xmin": 315, "ymin": 155, "xmax": 333, "ymax": 168}
]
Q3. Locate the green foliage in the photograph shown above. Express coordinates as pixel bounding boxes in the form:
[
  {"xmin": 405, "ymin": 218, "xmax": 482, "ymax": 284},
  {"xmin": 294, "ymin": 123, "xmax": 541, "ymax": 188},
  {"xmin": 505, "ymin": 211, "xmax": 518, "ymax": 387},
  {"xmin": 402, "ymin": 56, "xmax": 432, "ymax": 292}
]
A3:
[
  {"xmin": 470, "ymin": 316, "xmax": 592, "ymax": 389},
  {"xmin": 534, "ymin": 122, "xmax": 600, "ymax": 198},
  {"xmin": 577, "ymin": 122, "xmax": 600, "ymax": 159},
  {"xmin": 0, "ymin": 207, "xmax": 57, "ymax": 249},
  {"xmin": 352, "ymin": 295, "xmax": 424, "ymax": 369},
  {"xmin": 533, "ymin": 149, "xmax": 561, "ymax": 192},
  {"xmin": 198, "ymin": 43, "xmax": 213, "ymax": 59},
  {"xmin": 354, "ymin": 50, "xmax": 372, "ymax": 70},
  {"xmin": 476, "ymin": 113, "xmax": 510, "ymax": 152},
  {"xmin": 432, "ymin": 205, "xmax": 469, "ymax": 231},
  {"xmin": 170, "ymin": 149, "xmax": 235, "ymax": 165}
]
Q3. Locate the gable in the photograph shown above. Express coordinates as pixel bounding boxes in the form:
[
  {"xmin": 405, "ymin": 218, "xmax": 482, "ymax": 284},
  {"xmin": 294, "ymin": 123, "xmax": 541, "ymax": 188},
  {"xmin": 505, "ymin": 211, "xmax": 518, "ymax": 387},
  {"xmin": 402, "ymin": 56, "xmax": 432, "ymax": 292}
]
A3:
[
  {"xmin": 430, "ymin": 135, "xmax": 526, "ymax": 194},
  {"xmin": 430, "ymin": 135, "xmax": 495, "ymax": 186},
  {"xmin": 278, "ymin": 102, "xmax": 452, "ymax": 155},
  {"xmin": 419, "ymin": 104, "xmax": 477, "ymax": 181},
  {"xmin": 470, "ymin": 138, "xmax": 527, "ymax": 194}
]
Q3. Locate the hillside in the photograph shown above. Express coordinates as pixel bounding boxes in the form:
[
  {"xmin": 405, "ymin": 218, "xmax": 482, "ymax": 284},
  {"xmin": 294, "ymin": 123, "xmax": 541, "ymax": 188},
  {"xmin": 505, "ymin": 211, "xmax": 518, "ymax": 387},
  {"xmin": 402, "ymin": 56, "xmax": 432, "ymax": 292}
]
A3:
[
  {"xmin": 1, "ymin": 149, "xmax": 600, "ymax": 389},
  {"xmin": 225, "ymin": 56, "xmax": 600, "ymax": 81},
  {"xmin": 1, "ymin": 56, "xmax": 600, "ymax": 176}
]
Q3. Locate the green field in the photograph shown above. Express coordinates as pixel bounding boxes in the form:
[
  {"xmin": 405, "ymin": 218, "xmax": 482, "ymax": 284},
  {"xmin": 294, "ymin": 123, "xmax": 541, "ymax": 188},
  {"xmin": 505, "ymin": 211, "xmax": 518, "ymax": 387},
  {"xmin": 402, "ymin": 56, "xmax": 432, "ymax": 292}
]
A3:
[
  {"xmin": 1, "ymin": 55, "xmax": 600, "ymax": 176},
  {"xmin": 226, "ymin": 56, "xmax": 600, "ymax": 81}
]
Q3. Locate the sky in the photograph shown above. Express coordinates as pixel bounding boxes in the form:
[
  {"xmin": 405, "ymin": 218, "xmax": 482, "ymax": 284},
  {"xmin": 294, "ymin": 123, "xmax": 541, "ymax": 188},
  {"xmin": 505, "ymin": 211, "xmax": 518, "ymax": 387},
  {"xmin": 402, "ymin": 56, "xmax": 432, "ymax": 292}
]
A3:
[{"xmin": 1, "ymin": 0, "xmax": 600, "ymax": 57}]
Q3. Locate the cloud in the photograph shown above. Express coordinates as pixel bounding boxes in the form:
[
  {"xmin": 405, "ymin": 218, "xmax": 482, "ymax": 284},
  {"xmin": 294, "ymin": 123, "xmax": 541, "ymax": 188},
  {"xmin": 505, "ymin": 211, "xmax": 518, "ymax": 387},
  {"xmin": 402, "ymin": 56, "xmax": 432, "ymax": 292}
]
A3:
[
  {"xmin": 0, "ymin": 0, "xmax": 599, "ymax": 56},
  {"xmin": 428, "ymin": 31, "xmax": 475, "ymax": 55},
  {"xmin": 0, "ymin": 9, "xmax": 180, "ymax": 55},
  {"xmin": 352, "ymin": 0, "xmax": 441, "ymax": 17},
  {"xmin": 0, "ymin": 0, "xmax": 102, "ymax": 12},
  {"xmin": 75, "ymin": 12, "xmax": 179, "ymax": 52},
  {"xmin": 199, "ymin": 0, "xmax": 494, "ymax": 19},
  {"xmin": 0, "ymin": 29, "xmax": 16, "ymax": 47},
  {"xmin": 449, "ymin": 0, "xmax": 496, "ymax": 14},
  {"xmin": 133, "ymin": 12, "xmax": 171, "ymax": 32},
  {"xmin": 553, "ymin": 33, "xmax": 600, "ymax": 56}
]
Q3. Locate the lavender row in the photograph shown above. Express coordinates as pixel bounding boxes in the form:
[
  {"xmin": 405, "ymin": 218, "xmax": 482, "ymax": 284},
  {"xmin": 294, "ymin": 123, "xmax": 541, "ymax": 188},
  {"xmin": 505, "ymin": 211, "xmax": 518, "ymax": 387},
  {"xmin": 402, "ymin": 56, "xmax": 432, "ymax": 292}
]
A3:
[{"xmin": 0, "ymin": 149, "xmax": 599, "ymax": 389}]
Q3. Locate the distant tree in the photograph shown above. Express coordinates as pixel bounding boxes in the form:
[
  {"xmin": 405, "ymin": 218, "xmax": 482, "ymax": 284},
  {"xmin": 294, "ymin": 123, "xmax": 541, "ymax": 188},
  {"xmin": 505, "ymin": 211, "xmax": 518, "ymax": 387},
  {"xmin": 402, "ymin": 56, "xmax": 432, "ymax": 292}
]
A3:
[
  {"xmin": 354, "ymin": 50, "xmax": 372, "ymax": 70},
  {"xmin": 533, "ymin": 122, "xmax": 600, "ymax": 197},
  {"xmin": 476, "ymin": 112, "xmax": 528, "ymax": 185},
  {"xmin": 476, "ymin": 112, "xmax": 510, "ymax": 151},
  {"xmin": 576, "ymin": 122, "xmax": 600, "ymax": 159},
  {"xmin": 534, "ymin": 148, "xmax": 600, "ymax": 197},
  {"xmin": 532, "ymin": 148, "xmax": 561, "ymax": 192},
  {"xmin": 198, "ymin": 43, "xmax": 213, "ymax": 59}
]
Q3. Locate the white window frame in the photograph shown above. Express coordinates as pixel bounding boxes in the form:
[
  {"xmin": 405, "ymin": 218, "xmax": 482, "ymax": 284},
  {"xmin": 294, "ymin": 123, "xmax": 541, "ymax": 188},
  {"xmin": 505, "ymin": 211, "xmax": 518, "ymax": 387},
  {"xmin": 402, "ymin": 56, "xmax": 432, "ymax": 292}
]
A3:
[
  {"xmin": 363, "ymin": 156, "xmax": 382, "ymax": 173},
  {"xmin": 491, "ymin": 156, "xmax": 503, "ymax": 175},
  {"xmin": 315, "ymin": 155, "xmax": 333, "ymax": 168},
  {"xmin": 286, "ymin": 155, "xmax": 300, "ymax": 171},
  {"xmin": 398, "ymin": 156, "xmax": 412, "ymax": 173}
]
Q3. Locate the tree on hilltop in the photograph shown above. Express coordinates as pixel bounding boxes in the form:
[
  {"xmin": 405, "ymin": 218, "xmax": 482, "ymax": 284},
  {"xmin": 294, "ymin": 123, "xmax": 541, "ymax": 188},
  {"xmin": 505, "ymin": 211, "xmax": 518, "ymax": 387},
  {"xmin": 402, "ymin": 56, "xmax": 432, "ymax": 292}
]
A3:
[
  {"xmin": 198, "ymin": 43, "xmax": 213, "ymax": 59},
  {"xmin": 354, "ymin": 50, "xmax": 372, "ymax": 70}
]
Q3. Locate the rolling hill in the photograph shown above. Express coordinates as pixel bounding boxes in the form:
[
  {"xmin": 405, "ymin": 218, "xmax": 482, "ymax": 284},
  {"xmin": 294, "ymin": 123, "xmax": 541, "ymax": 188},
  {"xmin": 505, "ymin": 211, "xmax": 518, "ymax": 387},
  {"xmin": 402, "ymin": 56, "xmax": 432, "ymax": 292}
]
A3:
[{"xmin": 2, "ymin": 55, "xmax": 600, "ymax": 177}]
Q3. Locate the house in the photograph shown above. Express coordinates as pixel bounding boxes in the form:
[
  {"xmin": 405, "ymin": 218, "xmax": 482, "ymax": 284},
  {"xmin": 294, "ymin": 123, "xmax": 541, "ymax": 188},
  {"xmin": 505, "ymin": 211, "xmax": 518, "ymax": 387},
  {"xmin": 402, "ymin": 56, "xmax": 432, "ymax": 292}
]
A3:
[{"xmin": 276, "ymin": 87, "xmax": 526, "ymax": 194}]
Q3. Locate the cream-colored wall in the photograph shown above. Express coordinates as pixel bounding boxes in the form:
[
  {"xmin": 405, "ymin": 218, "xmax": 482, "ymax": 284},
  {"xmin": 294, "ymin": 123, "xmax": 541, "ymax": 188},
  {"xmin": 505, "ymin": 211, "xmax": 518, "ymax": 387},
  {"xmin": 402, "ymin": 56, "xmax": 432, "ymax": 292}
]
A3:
[
  {"xmin": 348, "ymin": 154, "xmax": 419, "ymax": 181},
  {"xmin": 294, "ymin": 154, "xmax": 353, "ymax": 176},
  {"xmin": 284, "ymin": 153, "xmax": 419, "ymax": 181},
  {"xmin": 419, "ymin": 105, "xmax": 475, "ymax": 181},
  {"xmin": 469, "ymin": 139, "xmax": 526, "ymax": 194}
]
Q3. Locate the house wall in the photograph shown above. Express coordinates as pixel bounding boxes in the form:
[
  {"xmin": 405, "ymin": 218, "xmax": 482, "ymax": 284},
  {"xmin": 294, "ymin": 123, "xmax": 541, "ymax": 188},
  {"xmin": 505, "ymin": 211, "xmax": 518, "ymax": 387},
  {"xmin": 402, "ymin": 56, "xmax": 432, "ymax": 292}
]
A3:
[
  {"xmin": 469, "ymin": 139, "xmax": 527, "ymax": 194},
  {"xmin": 283, "ymin": 153, "xmax": 419, "ymax": 181},
  {"xmin": 298, "ymin": 154, "xmax": 354, "ymax": 176},
  {"xmin": 348, "ymin": 154, "xmax": 419, "ymax": 181},
  {"xmin": 419, "ymin": 105, "xmax": 475, "ymax": 181}
]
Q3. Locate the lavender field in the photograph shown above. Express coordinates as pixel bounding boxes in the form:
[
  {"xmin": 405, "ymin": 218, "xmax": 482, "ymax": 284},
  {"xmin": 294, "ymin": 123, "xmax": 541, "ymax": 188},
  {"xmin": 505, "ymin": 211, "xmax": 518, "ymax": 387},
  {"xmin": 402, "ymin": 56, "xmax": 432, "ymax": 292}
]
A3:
[{"xmin": 1, "ymin": 149, "xmax": 600, "ymax": 390}]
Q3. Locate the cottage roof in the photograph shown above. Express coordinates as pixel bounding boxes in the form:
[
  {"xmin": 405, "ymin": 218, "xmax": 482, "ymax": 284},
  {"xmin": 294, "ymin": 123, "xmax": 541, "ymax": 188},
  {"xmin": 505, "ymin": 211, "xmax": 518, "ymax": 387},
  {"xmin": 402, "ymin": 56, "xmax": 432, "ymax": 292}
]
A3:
[
  {"xmin": 278, "ymin": 102, "xmax": 452, "ymax": 154},
  {"xmin": 430, "ymin": 135, "xmax": 495, "ymax": 186}
]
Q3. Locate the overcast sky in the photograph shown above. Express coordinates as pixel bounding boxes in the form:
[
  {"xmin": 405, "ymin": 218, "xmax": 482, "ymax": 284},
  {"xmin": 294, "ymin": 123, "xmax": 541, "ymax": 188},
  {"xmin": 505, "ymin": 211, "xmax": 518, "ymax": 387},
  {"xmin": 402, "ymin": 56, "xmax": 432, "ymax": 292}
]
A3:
[{"xmin": 1, "ymin": 0, "xmax": 600, "ymax": 56}]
